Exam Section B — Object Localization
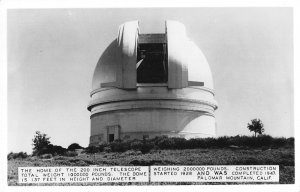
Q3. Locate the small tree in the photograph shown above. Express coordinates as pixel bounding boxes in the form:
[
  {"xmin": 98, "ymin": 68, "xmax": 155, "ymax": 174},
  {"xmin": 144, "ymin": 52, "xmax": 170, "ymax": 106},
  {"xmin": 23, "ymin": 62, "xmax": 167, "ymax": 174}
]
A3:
[
  {"xmin": 247, "ymin": 118, "xmax": 264, "ymax": 137},
  {"xmin": 32, "ymin": 131, "xmax": 51, "ymax": 156}
]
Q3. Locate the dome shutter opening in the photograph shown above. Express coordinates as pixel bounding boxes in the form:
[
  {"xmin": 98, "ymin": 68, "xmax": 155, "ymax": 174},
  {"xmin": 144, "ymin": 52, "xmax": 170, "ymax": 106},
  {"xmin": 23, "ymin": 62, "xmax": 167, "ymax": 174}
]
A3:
[{"xmin": 137, "ymin": 34, "xmax": 167, "ymax": 84}]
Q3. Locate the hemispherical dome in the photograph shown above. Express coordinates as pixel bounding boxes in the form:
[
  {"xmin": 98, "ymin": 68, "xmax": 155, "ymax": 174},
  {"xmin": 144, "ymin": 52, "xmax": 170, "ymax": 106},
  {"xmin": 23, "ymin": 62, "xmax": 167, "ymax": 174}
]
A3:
[
  {"xmin": 91, "ymin": 39, "xmax": 119, "ymax": 91},
  {"xmin": 91, "ymin": 21, "xmax": 214, "ymax": 94},
  {"xmin": 185, "ymin": 40, "xmax": 214, "ymax": 90},
  {"xmin": 88, "ymin": 20, "xmax": 218, "ymax": 145}
]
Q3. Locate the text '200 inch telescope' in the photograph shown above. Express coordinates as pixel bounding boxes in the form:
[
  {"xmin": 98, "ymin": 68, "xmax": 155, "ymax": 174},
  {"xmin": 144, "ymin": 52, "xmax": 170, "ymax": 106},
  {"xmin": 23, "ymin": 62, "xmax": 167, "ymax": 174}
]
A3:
[{"xmin": 88, "ymin": 20, "xmax": 218, "ymax": 146}]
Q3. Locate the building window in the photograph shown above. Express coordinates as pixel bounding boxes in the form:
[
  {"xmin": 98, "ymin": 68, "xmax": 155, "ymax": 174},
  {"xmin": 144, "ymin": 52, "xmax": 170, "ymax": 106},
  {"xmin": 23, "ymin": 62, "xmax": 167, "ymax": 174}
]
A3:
[{"xmin": 137, "ymin": 34, "xmax": 167, "ymax": 84}]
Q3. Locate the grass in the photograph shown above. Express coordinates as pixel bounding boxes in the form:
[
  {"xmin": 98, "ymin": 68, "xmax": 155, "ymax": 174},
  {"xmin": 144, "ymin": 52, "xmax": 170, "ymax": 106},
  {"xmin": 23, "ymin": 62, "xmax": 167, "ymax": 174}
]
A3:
[{"xmin": 7, "ymin": 146, "xmax": 294, "ymax": 186}]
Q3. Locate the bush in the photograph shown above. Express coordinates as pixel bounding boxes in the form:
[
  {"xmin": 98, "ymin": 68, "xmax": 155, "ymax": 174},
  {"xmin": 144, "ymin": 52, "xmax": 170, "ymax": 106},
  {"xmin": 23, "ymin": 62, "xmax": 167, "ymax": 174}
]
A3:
[
  {"xmin": 7, "ymin": 152, "xmax": 28, "ymax": 160},
  {"xmin": 156, "ymin": 137, "xmax": 176, "ymax": 149},
  {"xmin": 172, "ymin": 137, "xmax": 187, "ymax": 149},
  {"xmin": 186, "ymin": 138, "xmax": 203, "ymax": 148},
  {"xmin": 65, "ymin": 151, "xmax": 78, "ymax": 157},
  {"xmin": 67, "ymin": 143, "xmax": 84, "ymax": 151},
  {"xmin": 103, "ymin": 146, "xmax": 112, "ymax": 153},
  {"xmin": 43, "ymin": 144, "xmax": 67, "ymax": 156},
  {"xmin": 85, "ymin": 146, "xmax": 99, "ymax": 154},
  {"xmin": 185, "ymin": 138, "xmax": 211, "ymax": 148},
  {"xmin": 98, "ymin": 142, "xmax": 109, "ymax": 152},
  {"xmin": 153, "ymin": 135, "xmax": 294, "ymax": 149},
  {"xmin": 202, "ymin": 138, "xmax": 217, "ymax": 148},
  {"xmin": 40, "ymin": 153, "xmax": 53, "ymax": 159},
  {"xmin": 110, "ymin": 140, "xmax": 129, "ymax": 152},
  {"xmin": 215, "ymin": 136, "xmax": 233, "ymax": 147},
  {"xmin": 287, "ymin": 137, "xmax": 294, "ymax": 147},
  {"xmin": 230, "ymin": 135, "xmax": 252, "ymax": 147},
  {"xmin": 81, "ymin": 135, "xmax": 294, "ymax": 154},
  {"xmin": 255, "ymin": 135, "xmax": 273, "ymax": 147},
  {"xmin": 272, "ymin": 137, "xmax": 287, "ymax": 147},
  {"xmin": 130, "ymin": 140, "xmax": 144, "ymax": 151},
  {"xmin": 129, "ymin": 139, "xmax": 154, "ymax": 154},
  {"xmin": 140, "ymin": 142, "xmax": 154, "ymax": 154}
]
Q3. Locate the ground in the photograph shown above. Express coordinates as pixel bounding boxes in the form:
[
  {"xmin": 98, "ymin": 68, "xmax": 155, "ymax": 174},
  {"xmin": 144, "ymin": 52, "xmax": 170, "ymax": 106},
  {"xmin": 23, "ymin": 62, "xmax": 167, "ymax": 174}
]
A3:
[{"xmin": 7, "ymin": 147, "xmax": 294, "ymax": 186}]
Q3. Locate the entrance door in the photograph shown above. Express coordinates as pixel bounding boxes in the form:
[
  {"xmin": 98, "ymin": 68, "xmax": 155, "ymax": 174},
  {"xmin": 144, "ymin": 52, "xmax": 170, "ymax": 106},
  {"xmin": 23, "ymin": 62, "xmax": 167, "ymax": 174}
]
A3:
[
  {"xmin": 106, "ymin": 125, "xmax": 120, "ymax": 142},
  {"xmin": 108, "ymin": 134, "xmax": 115, "ymax": 142}
]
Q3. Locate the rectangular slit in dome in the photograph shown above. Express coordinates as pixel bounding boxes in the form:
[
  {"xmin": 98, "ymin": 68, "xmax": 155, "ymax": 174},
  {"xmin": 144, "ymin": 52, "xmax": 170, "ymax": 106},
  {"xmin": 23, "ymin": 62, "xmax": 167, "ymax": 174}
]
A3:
[{"xmin": 137, "ymin": 34, "xmax": 167, "ymax": 84}]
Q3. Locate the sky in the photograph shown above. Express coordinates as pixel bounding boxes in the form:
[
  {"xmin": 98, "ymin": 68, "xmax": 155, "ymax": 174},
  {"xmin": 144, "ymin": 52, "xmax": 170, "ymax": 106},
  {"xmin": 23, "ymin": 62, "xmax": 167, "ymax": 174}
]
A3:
[{"xmin": 7, "ymin": 8, "xmax": 293, "ymax": 154}]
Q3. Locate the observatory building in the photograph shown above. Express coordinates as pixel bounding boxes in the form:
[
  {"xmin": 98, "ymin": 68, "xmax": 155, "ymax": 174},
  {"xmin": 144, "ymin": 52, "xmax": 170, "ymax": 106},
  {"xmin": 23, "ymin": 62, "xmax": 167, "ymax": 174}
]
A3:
[{"xmin": 88, "ymin": 21, "xmax": 218, "ymax": 146}]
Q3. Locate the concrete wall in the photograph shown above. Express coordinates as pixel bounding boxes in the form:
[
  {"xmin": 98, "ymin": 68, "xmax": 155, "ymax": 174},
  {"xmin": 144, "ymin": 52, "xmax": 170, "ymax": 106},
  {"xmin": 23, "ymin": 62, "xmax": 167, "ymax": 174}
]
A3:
[
  {"xmin": 88, "ymin": 86, "xmax": 218, "ymax": 146},
  {"xmin": 89, "ymin": 109, "xmax": 216, "ymax": 146},
  {"xmin": 89, "ymin": 86, "xmax": 217, "ymax": 113}
]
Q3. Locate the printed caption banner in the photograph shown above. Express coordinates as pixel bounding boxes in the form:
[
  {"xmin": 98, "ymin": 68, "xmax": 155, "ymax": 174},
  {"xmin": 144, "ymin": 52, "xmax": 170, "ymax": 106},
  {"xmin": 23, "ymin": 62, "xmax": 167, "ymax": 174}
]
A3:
[
  {"xmin": 18, "ymin": 165, "xmax": 279, "ymax": 184},
  {"xmin": 150, "ymin": 165, "xmax": 279, "ymax": 182},
  {"xmin": 18, "ymin": 166, "xmax": 149, "ymax": 183}
]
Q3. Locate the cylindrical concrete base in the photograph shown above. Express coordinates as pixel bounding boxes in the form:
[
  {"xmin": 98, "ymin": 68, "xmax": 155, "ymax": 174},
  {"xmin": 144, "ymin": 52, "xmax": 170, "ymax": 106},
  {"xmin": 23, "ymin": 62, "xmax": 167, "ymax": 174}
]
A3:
[{"xmin": 89, "ymin": 109, "xmax": 216, "ymax": 146}]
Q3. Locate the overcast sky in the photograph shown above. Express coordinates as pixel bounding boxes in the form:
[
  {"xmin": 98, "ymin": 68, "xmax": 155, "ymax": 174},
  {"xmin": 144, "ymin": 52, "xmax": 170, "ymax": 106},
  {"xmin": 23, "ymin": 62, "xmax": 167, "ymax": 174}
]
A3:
[{"xmin": 7, "ymin": 8, "xmax": 293, "ymax": 153}]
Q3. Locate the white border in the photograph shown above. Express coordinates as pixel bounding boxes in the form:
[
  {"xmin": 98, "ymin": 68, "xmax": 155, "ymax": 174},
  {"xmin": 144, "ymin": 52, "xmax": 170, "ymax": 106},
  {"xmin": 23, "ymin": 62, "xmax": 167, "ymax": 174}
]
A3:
[{"xmin": 1, "ymin": 0, "xmax": 299, "ymax": 192}]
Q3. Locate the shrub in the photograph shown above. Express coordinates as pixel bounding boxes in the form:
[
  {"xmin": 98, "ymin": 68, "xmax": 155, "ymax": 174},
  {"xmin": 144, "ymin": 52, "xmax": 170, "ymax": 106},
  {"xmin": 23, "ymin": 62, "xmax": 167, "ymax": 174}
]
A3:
[
  {"xmin": 272, "ymin": 137, "xmax": 287, "ymax": 147},
  {"xmin": 185, "ymin": 138, "xmax": 213, "ymax": 148},
  {"xmin": 43, "ymin": 144, "xmax": 67, "ymax": 156},
  {"xmin": 254, "ymin": 135, "xmax": 273, "ymax": 147},
  {"xmin": 231, "ymin": 135, "xmax": 251, "ymax": 147},
  {"xmin": 129, "ymin": 139, "xmax": 154, "ymax": 154},
  {"xmin": 98, "ymin": 142, "xmax": 109, "ymax": 152},
  {"xmin": 140, "ymin": 142, "xmax": 154, "ymax": 154},
  {"xmin": 287, "ymin": 137, "xmax": 294, "ymax": 147},
  {"xmin": 40, "ymin": 153, "xmax": 53, "ymax": 159},
  {"xmin": 85, "ymin": 146, "xmax": 99, "ymax": 154},
  {"xmin": 53, "ymin": 145, "xmax": 67, "ymax": 155},
  {"xmin": 110, "ymin": 140, "xmax": 129, "ymax": 152},
  {"xmin": 172, "ymin": 137, "xmax": 187, "ymax": 149},
  {"xmin": 130, "ymin": 140, "xmax": 144, "ymax": 151},
  {"xmin": 152, "ymin": 136, "xmax": 168, "ymax": 146},
  {"xmin": 7, "ymin": 152, "xmax": 28, "ymax": 160},
  {"xmin": 215, "ymin": 136, "xmax": 232, "ymax": 147},
  {"xmin": 67, "ymin": 143, "xmax": 84, "ymax": 151},
  {"xmin": 82, "ymin": 135, "xmax": 294, "ymax": 154},
  {"xmin": 224, "ymin": 135, "xmax": 293, "ymax": 148},
  {"xmin": 156, "ymin": 137, "xmax": 176, "ymax": 149},
  {"xmin": 103, "ymin": 146, "xmax": 112, "ymax": 153},
  {"xmin": 203, "ymin": 137, "xmax": 218, "ymax": 147},
  {"xmin": 186, "ymin": 138, "xmax": 204, "ymax": 148},
  {"xmin": 65, "ymin": 151, "xmax": 78, "ymax": 157},
  {"xmin": 19, "ymin": 152, "xmax": 28, "ymax": 159}
]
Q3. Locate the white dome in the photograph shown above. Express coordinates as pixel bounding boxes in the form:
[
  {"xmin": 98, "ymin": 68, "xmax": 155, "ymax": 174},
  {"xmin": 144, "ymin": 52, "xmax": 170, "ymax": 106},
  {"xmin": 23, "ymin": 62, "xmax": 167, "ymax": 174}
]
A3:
[
  {"xmin": 92, "ymin": 39, "xmax": 119, "ymax": 91},
  {"xmin": 91, "ymin": 20, "xmax": 214, "ymax": 93},
  {"xmin": 88, "ymin": 21, "xmax": 218, "ymax": 145},
  {"xmin": 186, "ymin": 40, "xmax": 214, "ymax": 90}
]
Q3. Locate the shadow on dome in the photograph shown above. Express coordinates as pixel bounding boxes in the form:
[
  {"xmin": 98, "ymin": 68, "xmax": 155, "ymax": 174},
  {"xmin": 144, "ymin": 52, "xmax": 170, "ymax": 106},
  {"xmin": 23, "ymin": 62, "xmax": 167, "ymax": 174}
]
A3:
[{"xmin": 92, "ymin": 39, "xmax": 119, "ymax": 90}]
